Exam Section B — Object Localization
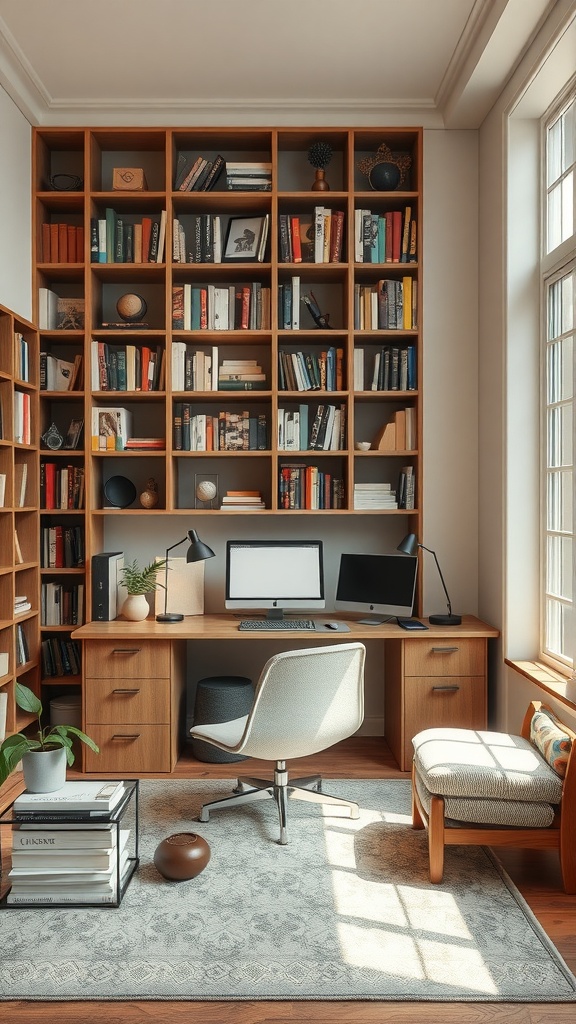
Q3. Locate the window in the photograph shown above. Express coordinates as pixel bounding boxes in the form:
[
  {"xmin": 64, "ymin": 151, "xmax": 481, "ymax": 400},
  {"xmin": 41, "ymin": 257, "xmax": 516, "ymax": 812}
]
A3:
[{"xmin": 542, "ymin": 92, "xmax": 575, "ymax": 671}]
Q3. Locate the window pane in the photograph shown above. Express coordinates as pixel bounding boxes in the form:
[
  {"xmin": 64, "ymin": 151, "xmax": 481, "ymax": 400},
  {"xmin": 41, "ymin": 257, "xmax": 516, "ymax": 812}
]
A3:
[
  {"xmin": 547, "ymin": 470, "xmax": 572, "ymax": 532},
  {"xmin": 547, "ymin": 404, "xmax": 573, "ymax": 467},
  {"xmin": 547, "ymin": 184, "xmax": 562, "ymax": 251},
  {"xmin": 563, "ymin": 99, "xmax": 575, "ymax": 170},
  {"xmin": 546, "ymin": 598, "xmax": 570, "ymax": 659},
  {"xmin": 546, "ymin": 338, "xmax": 572, "ymax": 404},
  {"xmin": 547, "ymin": 117, "xmax": 562, "ymax": 185},
  {"xmin": 561, "ymin": 172, "xmax": 573, "ymax": 243},
  {"xmin": 546, "ymin": 535, "xmax": 572, "ymax": 600}
]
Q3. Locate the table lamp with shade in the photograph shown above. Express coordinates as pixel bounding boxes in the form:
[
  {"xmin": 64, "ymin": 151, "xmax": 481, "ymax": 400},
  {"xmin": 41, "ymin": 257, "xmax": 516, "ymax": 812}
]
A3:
[
  {"xmin": 156, "ymin": 530, "xmax": 215, "ymax": 623},
  {"xmin": 397, "ymin": 533, "xmax": 461, "ymax": 626}
]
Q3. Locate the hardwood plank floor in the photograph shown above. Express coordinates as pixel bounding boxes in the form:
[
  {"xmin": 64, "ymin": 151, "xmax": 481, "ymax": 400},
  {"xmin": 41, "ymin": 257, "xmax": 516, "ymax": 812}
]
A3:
[{"xmin": 3, "ymin": 738, "xmax": 575, "ymax": 1023}]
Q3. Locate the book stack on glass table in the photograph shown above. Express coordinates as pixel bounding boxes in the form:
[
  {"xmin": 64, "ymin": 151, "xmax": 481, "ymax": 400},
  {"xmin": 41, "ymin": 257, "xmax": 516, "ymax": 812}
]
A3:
[{"xmin": 0, "ymin": 779, "xmax": 139, "ymax": 907}]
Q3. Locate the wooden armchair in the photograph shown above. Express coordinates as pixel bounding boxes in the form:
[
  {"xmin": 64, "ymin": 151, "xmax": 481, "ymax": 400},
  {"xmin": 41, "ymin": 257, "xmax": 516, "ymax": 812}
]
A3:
[{"xmin": 411, "ymin": 700, "xmax": 576, "ymax": 892}]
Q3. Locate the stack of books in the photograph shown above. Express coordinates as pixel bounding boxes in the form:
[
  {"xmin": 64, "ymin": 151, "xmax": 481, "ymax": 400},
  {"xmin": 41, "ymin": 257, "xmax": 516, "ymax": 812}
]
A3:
[
  {"xmin": 220, "ymin": 490, "xmax": 266, "ymax": 511},
  {"xmin": 225, "ymin": 161, "xmax": 272, "ymax": 191},
  {"xmin": 14, "ymin": 595, "xmax": 31, "ymax": 615},
  {"xmin": 218, "ymin": 359, "xmax": 266, "ymax": 390},
  {"xmin": 7, "ymin": 782, "xmax": 131, "ymax": 905},
  {"xmin": 353, "ymin": 483, "xmax": 398, "ymax": 510}
]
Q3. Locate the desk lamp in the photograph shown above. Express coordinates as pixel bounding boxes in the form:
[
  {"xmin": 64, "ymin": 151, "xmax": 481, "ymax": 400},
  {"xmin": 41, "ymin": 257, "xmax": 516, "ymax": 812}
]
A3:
[
  {"xmin": 156, "ymin": 529, "xmax": 215, "ymax": 623},
  {"xmin": 397, "ymin": 533, "xmax": 461, "ymax": 625}
]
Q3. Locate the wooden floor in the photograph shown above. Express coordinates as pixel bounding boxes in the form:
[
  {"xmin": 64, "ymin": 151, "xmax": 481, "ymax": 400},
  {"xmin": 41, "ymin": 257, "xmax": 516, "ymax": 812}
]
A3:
[{"xmin": 3, "ymin": 738, "xmax": 576, "ymax": 1024}]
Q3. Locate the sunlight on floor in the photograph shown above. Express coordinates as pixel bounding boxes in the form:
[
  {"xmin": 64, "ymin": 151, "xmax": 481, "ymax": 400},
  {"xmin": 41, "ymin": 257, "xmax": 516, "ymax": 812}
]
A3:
[{"xmin": 322, "ymin": 803, "xmax": 499, "ymax": 995}]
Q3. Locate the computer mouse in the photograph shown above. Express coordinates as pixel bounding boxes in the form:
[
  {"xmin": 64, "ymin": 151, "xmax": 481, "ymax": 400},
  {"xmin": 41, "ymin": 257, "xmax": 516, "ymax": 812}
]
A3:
[{"xmin": 325, "ymin": 621, "xmax": 340, "ymax": 630}]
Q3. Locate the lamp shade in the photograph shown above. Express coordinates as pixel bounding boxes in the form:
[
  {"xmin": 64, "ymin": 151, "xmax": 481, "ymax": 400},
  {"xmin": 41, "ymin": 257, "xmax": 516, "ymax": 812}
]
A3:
[
  {"xmin": 397, "ymin": 533, "xmax": 418, "ymax": 557},
  {"xmin": 185, "ymin": 530, "xmax": 215, "ymax": 563}
]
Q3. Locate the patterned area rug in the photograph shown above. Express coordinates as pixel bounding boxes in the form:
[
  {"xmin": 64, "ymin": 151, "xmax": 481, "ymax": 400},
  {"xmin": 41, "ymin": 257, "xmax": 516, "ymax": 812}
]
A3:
[{"xmin": 2, "ymin": 778, "xmax": 576, "ymax": 1002}]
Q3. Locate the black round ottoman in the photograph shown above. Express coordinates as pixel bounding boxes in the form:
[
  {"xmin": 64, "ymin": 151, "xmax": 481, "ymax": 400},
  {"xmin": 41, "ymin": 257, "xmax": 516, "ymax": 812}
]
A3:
[{"xmin": 191, "ymin": 675, "xmax": 253, "ymax": 763}]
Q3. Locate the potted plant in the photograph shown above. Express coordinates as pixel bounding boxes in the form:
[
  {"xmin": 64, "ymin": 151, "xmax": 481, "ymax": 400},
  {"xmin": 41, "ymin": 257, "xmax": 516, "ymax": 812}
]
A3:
[
  {"xmin": 0, "ymin": 682, "xmax": 99, "ymax": 793},
  {"xmin": 119, "ymin": 557, "xmax": 167, "ymax": 621}
]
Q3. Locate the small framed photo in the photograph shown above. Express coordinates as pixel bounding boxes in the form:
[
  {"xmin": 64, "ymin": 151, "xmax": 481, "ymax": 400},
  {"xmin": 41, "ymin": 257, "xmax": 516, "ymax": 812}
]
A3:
[{"xmin": 223, "ymin": 216, "xmax": 267, "ymax": 263}]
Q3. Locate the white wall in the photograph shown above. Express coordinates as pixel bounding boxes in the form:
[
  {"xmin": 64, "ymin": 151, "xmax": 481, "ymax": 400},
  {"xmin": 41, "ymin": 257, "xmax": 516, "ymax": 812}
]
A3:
[{"xmin": 0, "ymin": 85, "xmax": 32, "ymax": 319}]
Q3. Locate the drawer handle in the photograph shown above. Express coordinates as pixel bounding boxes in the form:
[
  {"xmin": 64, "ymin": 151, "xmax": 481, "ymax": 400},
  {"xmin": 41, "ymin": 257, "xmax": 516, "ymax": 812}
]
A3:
[
  {"xmin": 431, "ymin": 646, "xmax": 459, "ymax": 654},
  {"xmin": 112, "ymin": 688, "xmax": 141, "ymax": 694},
  {"xmin": 432, "ymin": 685, "xmax": 460, "ymax": 692},
  {"xmin": 111, "ymin": 648, "xmax": 142, "ymax": 655},
  {"xmin": 111, "ymin": 733, "xmax": 141, "ymax": 741}
]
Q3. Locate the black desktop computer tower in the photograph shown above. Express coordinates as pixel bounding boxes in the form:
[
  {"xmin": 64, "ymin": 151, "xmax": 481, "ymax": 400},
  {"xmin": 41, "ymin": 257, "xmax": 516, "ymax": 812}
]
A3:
[{"xmin": 91, "ymin": 551, "xmax": 124, "ymax": 621}]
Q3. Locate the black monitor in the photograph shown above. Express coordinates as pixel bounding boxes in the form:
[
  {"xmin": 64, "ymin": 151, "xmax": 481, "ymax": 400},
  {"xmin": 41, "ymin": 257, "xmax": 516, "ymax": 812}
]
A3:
[
  {"xmin": 225, "ymin": 540, "xmax": 325, "ymax": 620},
  {"xmin": 335, "ymin": 552, "xmax": 418, "ymax": 624}
]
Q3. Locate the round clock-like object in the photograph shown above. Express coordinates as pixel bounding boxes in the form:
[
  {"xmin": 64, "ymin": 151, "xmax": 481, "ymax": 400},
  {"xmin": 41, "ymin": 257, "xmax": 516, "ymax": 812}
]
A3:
[
  {"xmin": 41, "ymin": 422, "xmax": 64, "ymax": 450},
  {"xmin": 116, "ymin": 292, "xmax": 148, "ymax": 322},
  {"xmin": 103, "ymin": 475, "xmax": 137, "ymax": 509}
]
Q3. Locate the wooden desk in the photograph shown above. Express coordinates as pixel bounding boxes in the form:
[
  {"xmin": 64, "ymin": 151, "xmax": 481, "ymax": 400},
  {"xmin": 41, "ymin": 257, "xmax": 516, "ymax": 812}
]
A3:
[{"xmin": 72, "ymin": 614, "xmax": 498, "ymax": 774}]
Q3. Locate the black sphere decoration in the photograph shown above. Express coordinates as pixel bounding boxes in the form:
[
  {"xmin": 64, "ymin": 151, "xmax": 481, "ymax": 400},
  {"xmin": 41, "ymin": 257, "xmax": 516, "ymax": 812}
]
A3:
[
  {"xmin": 307, "ymin": 142, "xmax": 333, "ymax": 170},
  {"xmin": 369, "ymin": 162, "xmax": 401, "ymax": 192}
]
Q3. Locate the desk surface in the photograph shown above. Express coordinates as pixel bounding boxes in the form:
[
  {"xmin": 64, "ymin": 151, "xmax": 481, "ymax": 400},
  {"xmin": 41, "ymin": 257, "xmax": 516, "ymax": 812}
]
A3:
[{"xmin": 72, "ymin": 613, "xmax": 499, "ymax": 641}]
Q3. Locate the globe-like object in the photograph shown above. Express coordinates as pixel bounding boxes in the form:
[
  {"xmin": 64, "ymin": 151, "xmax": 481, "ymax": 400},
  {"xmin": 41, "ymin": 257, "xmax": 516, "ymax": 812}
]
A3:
[
  {"xmin": 153, "ymin": 832, "xmax": 211, "ymax": 881},
  {"xmin": 196, "ymin": 480, "xmax": 217, "ymax": 503},
  {"xmin": 369, "ymin": 162, "xmax": 401, "ymax": 191},
  {"xmin": 116, "ymin": 292, "xmax": 148, "ymax": 322}
]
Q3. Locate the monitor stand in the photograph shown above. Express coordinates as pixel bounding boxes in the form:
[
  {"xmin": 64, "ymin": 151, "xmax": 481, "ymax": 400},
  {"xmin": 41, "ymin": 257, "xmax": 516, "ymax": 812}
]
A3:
[
  {"xmin": 356, "ymin": 615, "xmax": 394, "ymax": 626},
  {"xmin": 265, "ymin": 609, "xmax": 285, "ymax": 621}
]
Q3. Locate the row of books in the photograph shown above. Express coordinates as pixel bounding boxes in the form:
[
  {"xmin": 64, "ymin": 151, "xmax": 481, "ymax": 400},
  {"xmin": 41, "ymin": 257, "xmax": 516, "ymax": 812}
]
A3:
[
  {"xmin": 174, "ymin": 153, "xmax": 226, "ymax": 192},
  {"xmin": 278, "ymin": 208, "xmax": 345, "ymax": 264},
  {"xmin": 172, "ymin": 282, "xmax": 271, "ymax": 331},
  {"xmin": 7, "ymin": 782, "xmax": 130, "ymax": 905},
  {"xmin": 277, "ymin": 403, "xmax": 346, "ymax": 452},
  {"xmin": 278, "ymin": 346, "xmax": 344, "ymax": 392},
  {"xmin": 40, "ymin": 462, "xmax": 85, "ymax": 510},
  {"xmin": 353, "ymin": 278, "xmax": 416, "ymax": 331},
  {"xmin": 91, "ymin": 341, "xmax": 165, "ymax": 392},
  {"xmin": 40, "ymin": 524, "xmax": 85, "ymax": 569},
  {"xmin": 13, "ymin": 390, "xmax": 31, "ymax": 445},
  {"xmin": 397, "ymin": 465, "xmax": 416, "ymax": 510},
  {"xmin": 353, "ymin": 482, "xmax": 398, "ymax": 510},
  {"xmin": 41, "ymin": 582, "xmax": 84, "ymax": 627},
  {"xmin": 225, "ymin": 161, "xmax": 271, "ymax": 191},
  {"xmin": 278, "ymin": 463, "xmax": 345, "ymax": 510},
  {"xmin": 220, "ymin": 489, "xmax": 266, "ymax": 511},
  {"xmin": 173, "ymin": 213, "xmax": 269, "ymax": 264},
  {"xmin": 41, "ymin": 637, "xmax": 82, "ymax": 677},
  {"xmin": 39, "ymin": 289, "xmax": 85, "ymax": 331},
  {"xmin": 173, "ymin": 407, "xmax": 268, "ymax": 452},
  {"xmin": 353, "ymin": 345, "xmax": 417, "ymax": 392},
  {"xmin": 15, "ymin": 332, "xmax": 29, "ymax": 382},
  {"xmin": 278, "ymin": 277, "xmax": 302, "ymax": 330},
  {"xmin": 41, "ymin": 222, "xmax": 84, "ymax": 264},
  {"xmin": 16, "ymin": 623, "xmax": 29, "ymax": 667},
  {"xmin": 354, "ymin": 206, "xmax": 416, "ymax": 264},
  {"xmin": 90, "ymin": 210, "xmax": 167, "ymax": 264},
  {"xmin": 40, "ymin": 352, "xmax": 83, "ymax": 392}
]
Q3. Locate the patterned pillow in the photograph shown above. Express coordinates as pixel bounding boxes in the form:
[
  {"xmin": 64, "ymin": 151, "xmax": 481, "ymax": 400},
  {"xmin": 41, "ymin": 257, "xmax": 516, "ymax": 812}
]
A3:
[{"xmin": 530, "ymin": 709, "xmax": 572, "ymax": 778}]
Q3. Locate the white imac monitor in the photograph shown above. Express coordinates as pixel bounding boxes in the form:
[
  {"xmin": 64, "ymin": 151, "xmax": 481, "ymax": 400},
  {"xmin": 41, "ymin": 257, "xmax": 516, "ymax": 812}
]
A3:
[
  {"xmin": 225, "ymin": 540, "xmax": 325, "ymax": 620},
  {"xmin": 335, "ymin": 552, "xmax": 418, "ymax": 624}
]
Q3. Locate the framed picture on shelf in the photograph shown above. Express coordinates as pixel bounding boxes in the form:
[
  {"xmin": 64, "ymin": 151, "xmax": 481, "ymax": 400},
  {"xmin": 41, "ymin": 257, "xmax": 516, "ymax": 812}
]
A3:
[
  {"xmin": 223, "ymin": 215, "xmax": 268, "ymax": 263},
  {"xmin": 63, "ymin": 418, "xmax": 84, "ymax": 450}
]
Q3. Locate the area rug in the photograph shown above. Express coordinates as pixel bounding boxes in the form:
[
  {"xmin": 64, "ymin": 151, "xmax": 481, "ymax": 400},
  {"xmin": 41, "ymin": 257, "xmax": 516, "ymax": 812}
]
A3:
[{"xmin": 1, "ymin": 778, "xmax": 575, "ymax": 1002}]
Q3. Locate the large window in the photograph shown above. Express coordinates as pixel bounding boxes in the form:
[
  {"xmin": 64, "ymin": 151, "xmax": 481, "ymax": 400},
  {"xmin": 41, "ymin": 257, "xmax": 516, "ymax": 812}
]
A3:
[{"xmin": 542, "ymin": 92, "xmax": 575, "ymax": 670}]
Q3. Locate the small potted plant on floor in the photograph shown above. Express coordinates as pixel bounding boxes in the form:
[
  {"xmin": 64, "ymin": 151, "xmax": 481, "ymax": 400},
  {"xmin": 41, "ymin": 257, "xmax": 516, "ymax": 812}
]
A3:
[
  {"xmin": 0, "ymin": 682, "xmax": 99, "ymax": 792},
  {"xmin": 119, "ymin": 557, "xmax": 167, "ymax": 621}
]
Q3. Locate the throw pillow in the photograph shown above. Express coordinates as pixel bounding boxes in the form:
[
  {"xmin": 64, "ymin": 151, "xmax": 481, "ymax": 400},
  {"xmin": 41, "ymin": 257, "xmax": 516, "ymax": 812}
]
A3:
[{"xmin": 530, "ymin": 709, "xmax": 572, "ymax": 778}]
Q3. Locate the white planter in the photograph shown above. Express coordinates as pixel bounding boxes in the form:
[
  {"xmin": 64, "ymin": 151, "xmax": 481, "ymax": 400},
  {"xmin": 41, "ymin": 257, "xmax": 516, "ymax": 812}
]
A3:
[
  {"xmin": 122, "ymin": 593, "xmax": 150, "ymax": 621},
  {"xmin": 22, "ymin": 747, "xmax": 67, "ymax": 793}
]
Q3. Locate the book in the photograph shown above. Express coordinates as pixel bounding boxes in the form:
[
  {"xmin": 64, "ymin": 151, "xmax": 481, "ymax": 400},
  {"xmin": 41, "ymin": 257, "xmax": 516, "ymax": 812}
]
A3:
[
  {"xmin": 14, "ymin": 781, "xmax": 125, "ymax": 816},
  {"xmin": 10, "ymin": 830, "xmax": 130, "ymax": 868},
  {"xmin": 38, "ymin": 287, "xmax": 58, "ymax": 330}
]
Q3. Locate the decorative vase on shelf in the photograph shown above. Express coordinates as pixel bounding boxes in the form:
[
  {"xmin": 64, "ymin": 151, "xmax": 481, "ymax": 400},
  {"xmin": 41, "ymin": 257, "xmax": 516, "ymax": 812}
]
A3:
[
  {"xmin": 122, "ymin": 593, "xmax": 150, "ymax": 621},
  {"xmin": 311, "ymin": 168, "xmax": 330, "ymax": 192},
  {"xmin": 22, "ymin": 747, "xmax": 67, "ymax": 793}
]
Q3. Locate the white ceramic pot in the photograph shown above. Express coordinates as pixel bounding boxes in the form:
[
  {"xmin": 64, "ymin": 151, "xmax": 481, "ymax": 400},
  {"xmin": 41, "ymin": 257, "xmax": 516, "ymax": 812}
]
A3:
[
  {"xmin": 122, "ymin": 593, "xmax": 150, "ymax": 621},
  {"xmin": 22, "ymin": 747, "xmax": 67, "ymax": 793}
]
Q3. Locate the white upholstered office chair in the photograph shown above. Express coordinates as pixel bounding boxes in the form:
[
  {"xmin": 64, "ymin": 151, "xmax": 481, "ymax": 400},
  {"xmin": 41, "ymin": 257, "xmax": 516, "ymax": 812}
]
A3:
[{"xmin": 190, "ymin": 642, "xmax": 366, "ymax": 844}]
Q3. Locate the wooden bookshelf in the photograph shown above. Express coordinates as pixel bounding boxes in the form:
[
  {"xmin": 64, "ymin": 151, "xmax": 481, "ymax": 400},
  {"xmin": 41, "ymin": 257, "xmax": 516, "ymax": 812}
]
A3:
[{"xmin": 31, "ymin": 126, "xmax": 423, "ymax": 657}]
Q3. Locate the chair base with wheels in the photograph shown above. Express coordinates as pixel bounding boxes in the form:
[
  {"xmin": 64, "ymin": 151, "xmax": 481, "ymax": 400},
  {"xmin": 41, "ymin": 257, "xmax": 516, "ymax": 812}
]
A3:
[
  {"xmin": 411, "ymin": 700, "xmax": 576, "ymax": 892},
  {"xmin": 198, "ymin": 759, "xmax": 359, "ymax": 845}
]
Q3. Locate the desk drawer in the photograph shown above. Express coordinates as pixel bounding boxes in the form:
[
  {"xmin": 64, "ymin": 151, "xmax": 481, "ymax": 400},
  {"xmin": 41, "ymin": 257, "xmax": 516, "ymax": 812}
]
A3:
[
  {"xmin": 401, "ymin": 675, "xmax": 486, "ymax": 770},
  {"xmin": 84, "ymin": 724, "xmax": 171, "ymax": 773},
  {"xmin": 85, "ymin": 677, "xmax": 170, "ymax": 724},
  {"xmin": 84, "ymin": 640, "xmax": 171, "ymax": 679},
  {"xmin": 404, "ymin": 638, "xmax": 485, "ymax": 677}
]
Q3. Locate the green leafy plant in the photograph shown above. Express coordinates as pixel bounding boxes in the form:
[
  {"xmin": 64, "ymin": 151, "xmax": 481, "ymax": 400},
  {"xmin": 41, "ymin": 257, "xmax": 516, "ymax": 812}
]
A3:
[
  {"xmin": 0, "ymin": 683, "xmax": 99, "ymax": 785},
  {"xmin": 119, "ymin": 558, "xmax": 167, "ymax": 596}
]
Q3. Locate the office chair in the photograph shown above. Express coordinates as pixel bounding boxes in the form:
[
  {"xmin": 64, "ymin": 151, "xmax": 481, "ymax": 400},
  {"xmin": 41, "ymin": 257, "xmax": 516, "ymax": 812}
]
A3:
[{"xmin": 190, "ymin": 642, "xmax": 366, "ymax": 844}]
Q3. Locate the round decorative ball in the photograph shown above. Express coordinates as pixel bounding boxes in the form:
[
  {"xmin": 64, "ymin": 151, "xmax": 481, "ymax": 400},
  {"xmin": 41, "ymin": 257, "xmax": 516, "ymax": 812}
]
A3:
[
  {"xmin": 154, "ymin": 832, "xmax": 211, "ymax": 881},
  {"xmin": 369, "ymin": 162, "xmax": 401, "ymax": 192},
  {"xmin": 116, "ymin": 292, "xmax": 148, "ymax": 322},
  {"xmin": 196, "ymin": 480, "xmax": 217, "ymax": 503}
]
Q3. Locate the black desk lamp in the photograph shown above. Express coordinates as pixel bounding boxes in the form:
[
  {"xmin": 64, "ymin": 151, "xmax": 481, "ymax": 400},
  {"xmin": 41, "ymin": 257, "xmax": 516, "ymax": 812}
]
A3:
[
  {"xmin": 156, "ymin": 529, "xmax": 215, "ymax": 623},
  {"xmin": 397, "ymin": 532, "xmax": 461, "ymax": 626}
]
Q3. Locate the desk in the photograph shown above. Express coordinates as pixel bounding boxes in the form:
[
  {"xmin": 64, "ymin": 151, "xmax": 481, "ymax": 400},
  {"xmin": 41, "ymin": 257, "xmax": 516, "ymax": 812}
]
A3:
[{"xmin": 72, "ymin": 615, "xmax": 498, "ymax": 774}]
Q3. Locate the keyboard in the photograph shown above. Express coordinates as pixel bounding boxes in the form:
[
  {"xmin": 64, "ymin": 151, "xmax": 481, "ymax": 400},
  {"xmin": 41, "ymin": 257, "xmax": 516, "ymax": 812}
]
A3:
[{"xmin": 238, "ymin": 618, "xmax": 316, "ymax": 631}]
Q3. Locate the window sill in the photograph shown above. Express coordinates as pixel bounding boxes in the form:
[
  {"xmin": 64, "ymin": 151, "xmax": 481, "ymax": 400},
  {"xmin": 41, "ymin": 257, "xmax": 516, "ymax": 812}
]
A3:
[{"xmin": 506, "ymin": 658, "xmax": 575, "ymax": 709}]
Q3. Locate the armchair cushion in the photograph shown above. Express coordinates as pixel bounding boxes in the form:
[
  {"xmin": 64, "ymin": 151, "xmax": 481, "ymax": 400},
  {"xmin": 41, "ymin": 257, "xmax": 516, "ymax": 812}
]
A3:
[
  {"xmin": 414, "ymin": 767, "xmax": 556, "ymax": 827},
  {"xmin": 530, "ymin": 708, "xmax": 572, "ymax": 778}
]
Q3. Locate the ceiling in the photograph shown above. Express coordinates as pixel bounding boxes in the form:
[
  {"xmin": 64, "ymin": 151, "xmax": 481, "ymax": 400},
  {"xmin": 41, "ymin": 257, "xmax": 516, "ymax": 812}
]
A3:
[{"xmin": 0, "ymin": 0, "xmax": 561, "ymax": 128}]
